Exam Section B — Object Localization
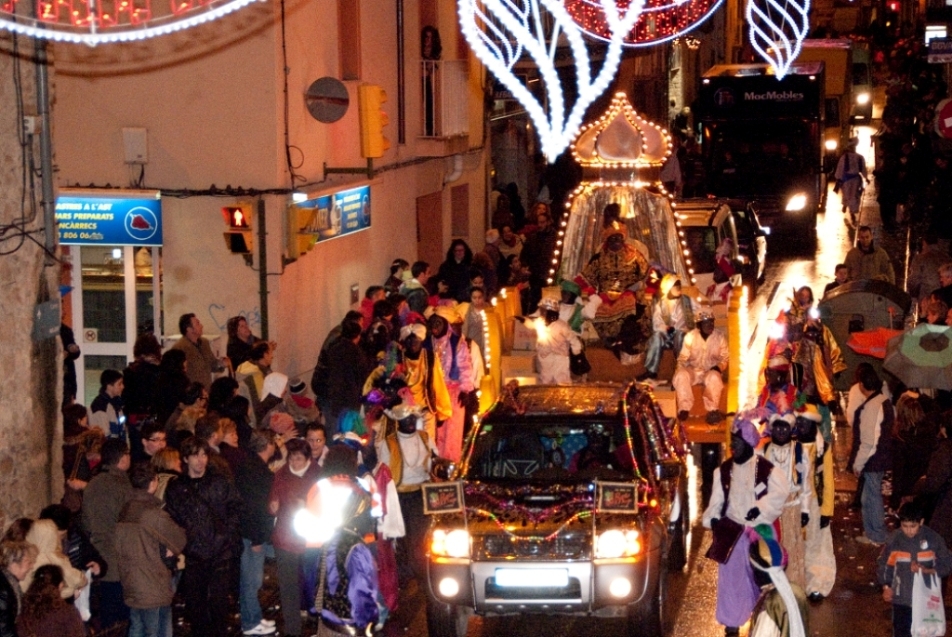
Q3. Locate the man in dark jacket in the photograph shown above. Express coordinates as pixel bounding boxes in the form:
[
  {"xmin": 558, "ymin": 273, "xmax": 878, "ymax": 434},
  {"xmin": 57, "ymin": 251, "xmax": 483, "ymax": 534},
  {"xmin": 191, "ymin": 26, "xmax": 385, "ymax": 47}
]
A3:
[
  {"xmin": 236, "ymin": 430, "xmax": 277, "ymax": 635},
  {"xmin": 81, "ymin": 438, "xmax": 133, "ymax": 629},
  {"xmin": 164, "ymin": 437, "xmax": 242, "ymax": 637},
  {"xmin": 115, "ymin": 463, "xmax": 187, "ymax": 637},
  {"xmin": 519, "ymin": 211, "xmax": 558, "ymax": 311},
  {"xmin": 317, "ymin": 320, "xmax": 366, "ymax": 439}
]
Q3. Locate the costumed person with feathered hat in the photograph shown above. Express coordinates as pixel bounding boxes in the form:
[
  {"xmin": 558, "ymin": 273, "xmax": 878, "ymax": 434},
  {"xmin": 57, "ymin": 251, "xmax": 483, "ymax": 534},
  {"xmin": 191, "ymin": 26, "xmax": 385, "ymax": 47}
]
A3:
[
  {"xmin": 702, "ymin": 411, "xmax": 790, "ymax": 636},
  {"xmin": 575, "ymin": 210, "xmax": 649, "ymax": 340},
  {"xmin": 299, "ymin": 445, "xmax": 385, "ymax": 636},
  {"xmin": 747, "ymin": 525, "xmax": 808, "ymax": 637}
]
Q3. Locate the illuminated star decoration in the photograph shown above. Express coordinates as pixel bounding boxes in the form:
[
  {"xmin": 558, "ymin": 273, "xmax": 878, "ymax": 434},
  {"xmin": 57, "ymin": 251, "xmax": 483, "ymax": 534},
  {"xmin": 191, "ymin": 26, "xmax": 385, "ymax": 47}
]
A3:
[
  {"xmin": 458, "ymin": 0, "xmax": 645, "ymax": 161},
  {"xmin": 564, "ymin": 0, "xmax": 723, "ymax": 47},
  {"xmin": 745, "ymin": 0, "xmax": 810, "ymax": 78}
]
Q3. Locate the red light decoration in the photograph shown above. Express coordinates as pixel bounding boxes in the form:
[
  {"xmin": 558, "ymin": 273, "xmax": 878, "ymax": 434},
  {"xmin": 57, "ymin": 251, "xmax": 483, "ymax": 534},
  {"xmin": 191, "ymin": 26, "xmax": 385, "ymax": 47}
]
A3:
[{"xmin": 564, "ymin": 0, "xmax": 722, "ymax": 46}]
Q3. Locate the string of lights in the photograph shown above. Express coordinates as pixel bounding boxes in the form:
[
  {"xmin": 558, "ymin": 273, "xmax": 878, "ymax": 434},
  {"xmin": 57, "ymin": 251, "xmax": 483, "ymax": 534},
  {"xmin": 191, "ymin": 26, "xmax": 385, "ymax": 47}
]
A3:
[{"xmin": 564, "ymin": 0, "xmax": 722, "ymax": 46}]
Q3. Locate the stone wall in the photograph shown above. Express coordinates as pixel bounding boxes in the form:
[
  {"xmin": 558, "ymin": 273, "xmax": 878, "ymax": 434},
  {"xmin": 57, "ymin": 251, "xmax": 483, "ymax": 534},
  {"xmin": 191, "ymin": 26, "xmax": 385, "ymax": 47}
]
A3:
[{"xmin": 0, "ymin": 35, "xmax": 62, "ymax": 531}]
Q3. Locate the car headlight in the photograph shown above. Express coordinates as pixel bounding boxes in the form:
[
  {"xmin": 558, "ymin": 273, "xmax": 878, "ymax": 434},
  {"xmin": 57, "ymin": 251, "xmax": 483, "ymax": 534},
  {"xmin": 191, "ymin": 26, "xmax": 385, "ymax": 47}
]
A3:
[
  {"xmin": 824, "ymin": 139, "xmax": 838, "ymax": 151},
  {"xmin": 430, "ymin": 529, "xmax": 471, "ymax": 558},
  {"xmin": 856, "ymin": 92, "xmax": 871, "ymax": 106},
  {"xmin": 595, "ymin": 529, "xmax": 641, "ymax": 559},
  {"xmin": 785, "ymin": 194, "xmax": 807, "ymax": 212}
]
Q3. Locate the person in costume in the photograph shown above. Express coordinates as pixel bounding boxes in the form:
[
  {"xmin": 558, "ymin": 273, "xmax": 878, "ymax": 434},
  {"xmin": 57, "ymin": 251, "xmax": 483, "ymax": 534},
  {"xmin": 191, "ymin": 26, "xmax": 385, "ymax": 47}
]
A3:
[
  {"xmin": 364, "ymin": 324, "xmax": 452, "ymax": 443},
  {"xmin": 747, "ymin": 525, "xmax": 808, "ymax": 637},
  {"xmin": 794, "ymin": 405, "xmax": 836, "ymax": 601},
  {"xmin": 532, "ymin": 297, "xmax": 583, "ymax": 384},
  {"xmin": 557, "ymin": 279, "xmax": 601, "ymax": 334},
  {"xmin": 575, "ymin": 214, "xmax": 649, "ymax": 340},
  {"xmin": 641, "ymin": 274, "xmax": 697, "ymax": 380},
  {"xmin": 757, "ymin": 353, "xmax": 802, "ymax": 416},
  {"xmin": 757, "ymin": 413, "xmax": 810, "ymax": 590},
  {"xmin": 671, "ymin": 310, "xmax": 729, "ymax": 423},
  {"xmin": 791, "ymin": 317, "xmax": 846, "ymax": 445},
  {"xmin": 425, "ymin": 306, "xmax": 475, "ymax": 463},
  {"xmin": 703, "ymin": 412, "xmax": 789, "ymax": 636},
  {"xmin": 706, "ymin": 238, "xmax": 737, "ymax": 304},
  {"xmin": 375, "ymin": 404, "xmax": 441, "ymax": 581}
]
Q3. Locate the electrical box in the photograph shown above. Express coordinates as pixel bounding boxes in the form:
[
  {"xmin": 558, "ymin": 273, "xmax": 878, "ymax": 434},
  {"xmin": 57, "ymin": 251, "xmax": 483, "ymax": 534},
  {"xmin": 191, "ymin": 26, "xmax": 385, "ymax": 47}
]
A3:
[{"xmin": 122, "ymin": 127, "xmax": 148, "ymax": 164}]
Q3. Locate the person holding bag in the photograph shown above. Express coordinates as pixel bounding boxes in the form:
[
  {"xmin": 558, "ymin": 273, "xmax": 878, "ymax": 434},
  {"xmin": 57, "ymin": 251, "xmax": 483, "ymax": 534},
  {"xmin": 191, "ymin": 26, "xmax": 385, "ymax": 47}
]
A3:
[{"xmin": 879, "ymin": 501, "xmax": 952, "ymax": 637}]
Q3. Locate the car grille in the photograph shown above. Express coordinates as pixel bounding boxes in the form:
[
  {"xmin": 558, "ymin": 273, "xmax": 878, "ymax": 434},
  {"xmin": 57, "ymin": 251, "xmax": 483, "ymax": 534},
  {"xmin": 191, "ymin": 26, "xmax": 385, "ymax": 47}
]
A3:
[
  {"xmin": 473, "ymin": 531, "xmax": 591, "ymax": 560},
  {"xmin": 485, "ymin": 576, "xmax": 583, "ymax": 600}
]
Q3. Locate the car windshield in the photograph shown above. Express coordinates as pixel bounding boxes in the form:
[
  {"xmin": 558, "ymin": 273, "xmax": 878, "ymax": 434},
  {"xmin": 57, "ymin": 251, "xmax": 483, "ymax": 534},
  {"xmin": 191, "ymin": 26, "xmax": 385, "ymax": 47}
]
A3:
[
  {"xmin": 466, "ymin": 421, "xmax": 635, "ymax": 483},
  {"xmin": 682, "ymin": 226, "xmax": 718, "ymax": 274}
]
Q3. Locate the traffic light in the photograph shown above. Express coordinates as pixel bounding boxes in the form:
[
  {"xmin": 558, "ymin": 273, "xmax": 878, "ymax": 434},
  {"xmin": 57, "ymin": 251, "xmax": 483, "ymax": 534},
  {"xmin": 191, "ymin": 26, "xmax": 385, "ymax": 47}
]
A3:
[
  {"xmin": 287, "ymin": 204, "xmax": 317, "ymax": 260},
  {"xmin": 222, "ymin": 203, "xmax": 253, "ymax": 254},
  {"xmin": 358, "ymin": 84, "xmax": 390, "ymax": 158}
]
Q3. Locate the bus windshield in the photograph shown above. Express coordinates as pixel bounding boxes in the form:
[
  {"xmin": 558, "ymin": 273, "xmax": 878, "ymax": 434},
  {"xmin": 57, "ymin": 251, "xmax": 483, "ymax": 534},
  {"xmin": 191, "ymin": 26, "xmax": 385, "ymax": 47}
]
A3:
[{"xmin": 704, "ymin": 120, "xmax": 817, "ymax": 197}]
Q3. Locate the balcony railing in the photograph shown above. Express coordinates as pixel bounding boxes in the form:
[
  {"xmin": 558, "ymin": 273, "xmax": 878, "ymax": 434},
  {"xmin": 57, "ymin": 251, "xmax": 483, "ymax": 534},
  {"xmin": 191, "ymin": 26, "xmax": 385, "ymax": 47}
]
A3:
[{"xmin": 421, "ymin": 59, "xmax": 469, "ymax": 139}]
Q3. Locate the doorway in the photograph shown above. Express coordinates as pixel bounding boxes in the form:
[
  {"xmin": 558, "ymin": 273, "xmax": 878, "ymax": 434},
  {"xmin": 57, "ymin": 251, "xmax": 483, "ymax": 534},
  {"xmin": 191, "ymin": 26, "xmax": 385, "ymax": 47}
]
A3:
[{"xmin": 69, "ymin": 245, "xmax": 162, "ymax": 405}]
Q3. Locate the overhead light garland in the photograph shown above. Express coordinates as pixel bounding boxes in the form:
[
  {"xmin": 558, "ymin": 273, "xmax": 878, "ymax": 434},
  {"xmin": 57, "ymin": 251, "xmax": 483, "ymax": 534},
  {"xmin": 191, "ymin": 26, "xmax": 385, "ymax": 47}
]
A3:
[
  {"xmin": 0, "ymin": 0, "xmax": 262, "ymax": 44},
  {"xmin": 458, "ymin": 0, "xmax": 645, "ymax": 161},
  {"xmin": 564, "ymin": 0, "xmax": 722, "ymax": 47},
  {"xmin": 745, "ymin": 0, "xmax": 810, "ymax": 78}
]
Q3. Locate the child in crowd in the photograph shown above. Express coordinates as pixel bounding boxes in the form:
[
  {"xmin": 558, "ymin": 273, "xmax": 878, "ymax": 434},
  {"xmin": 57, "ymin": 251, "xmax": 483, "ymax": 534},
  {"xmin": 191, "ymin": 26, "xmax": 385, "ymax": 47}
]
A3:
[
  {"xmin": 878, "ymin": 501, "xmax": 952, "ymax": 637},
  {"xmin": 823, "ymin": 264, "xmax": 848, "ymax": 297}
]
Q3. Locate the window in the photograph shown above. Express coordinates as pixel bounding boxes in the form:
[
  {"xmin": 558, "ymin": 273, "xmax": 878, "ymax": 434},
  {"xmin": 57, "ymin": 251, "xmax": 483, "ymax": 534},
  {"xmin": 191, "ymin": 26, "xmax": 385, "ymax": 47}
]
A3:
[{"xmin": 338, "ymin": 0, "xmax": 361, "ymax": 81}]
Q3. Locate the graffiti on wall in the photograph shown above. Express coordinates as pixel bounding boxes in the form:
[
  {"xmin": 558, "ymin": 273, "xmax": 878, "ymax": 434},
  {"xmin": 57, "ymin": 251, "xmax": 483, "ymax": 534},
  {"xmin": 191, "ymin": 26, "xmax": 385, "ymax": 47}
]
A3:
[{"xmin": 207, "ymin": 303, "xmax": 262, "ymax": 334}]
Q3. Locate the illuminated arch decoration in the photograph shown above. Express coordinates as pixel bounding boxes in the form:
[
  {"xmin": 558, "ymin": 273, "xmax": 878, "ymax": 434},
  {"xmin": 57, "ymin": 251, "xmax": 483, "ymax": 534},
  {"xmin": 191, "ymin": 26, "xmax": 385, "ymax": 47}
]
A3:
[
  {"xmin": 458, "ymin": 0, "xmax": 645, "ymax": 161},
  {"xmin": 745, "ymin": 0, "xmax": 810, "ymax": 78},
  {"xmin": 0, "ymin": 0, "xmax": 261, "ymax": 44},
  {"xmin": 549, "ymin": 93, "xmax": 697, "ymax": 287},
  {"xmin": 564, "ymin": 0, "xmax": 723, "ymax": 47}
]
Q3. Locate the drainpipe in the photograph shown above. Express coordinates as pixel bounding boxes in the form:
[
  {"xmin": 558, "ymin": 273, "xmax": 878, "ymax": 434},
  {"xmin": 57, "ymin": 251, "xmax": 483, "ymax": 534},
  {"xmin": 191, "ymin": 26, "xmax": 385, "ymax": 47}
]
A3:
[{"xmin": 35, "ymin": 39, "xmax": 56, "ymax": 265}]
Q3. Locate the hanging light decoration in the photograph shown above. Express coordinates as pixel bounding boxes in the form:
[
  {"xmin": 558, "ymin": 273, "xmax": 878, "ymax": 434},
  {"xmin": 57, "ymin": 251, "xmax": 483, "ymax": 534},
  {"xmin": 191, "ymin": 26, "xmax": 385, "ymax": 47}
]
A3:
[
  {"xmin": 563, "ymin": 0, "xmax": 722, "ymax": 47},
  {"xmin": 0, "ymin": 0, "xmax": 261, "ymax": 44},
  {"xmin": 745, "ymin": 0, "xmax": 810, "ymax": 78},
  {"xmin": 458, "ymin": 0, "xmax": 644, "ymax": 161}
]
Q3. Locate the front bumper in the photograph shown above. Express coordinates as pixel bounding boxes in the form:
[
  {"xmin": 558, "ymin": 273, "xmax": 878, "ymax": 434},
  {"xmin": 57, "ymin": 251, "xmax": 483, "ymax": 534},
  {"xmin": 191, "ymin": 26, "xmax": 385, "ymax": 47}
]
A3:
[{"xmin": 427, "ymin": 554, "xmax": 654, "ymax": 615}]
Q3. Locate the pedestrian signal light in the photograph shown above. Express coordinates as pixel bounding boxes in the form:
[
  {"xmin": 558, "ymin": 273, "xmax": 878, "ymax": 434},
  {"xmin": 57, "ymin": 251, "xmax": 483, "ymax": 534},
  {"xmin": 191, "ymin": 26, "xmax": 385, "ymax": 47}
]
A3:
[
  {"xmin": 358, "ymin": 84, "xmax": 390, "ymax": 159},
  {"xmin": 222, "ymin": 203, "xmax": 254, "ymax": 254}
]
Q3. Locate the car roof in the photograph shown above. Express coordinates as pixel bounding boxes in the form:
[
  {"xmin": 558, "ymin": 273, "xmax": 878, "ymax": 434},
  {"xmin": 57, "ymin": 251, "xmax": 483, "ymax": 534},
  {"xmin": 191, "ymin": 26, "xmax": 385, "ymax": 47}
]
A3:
[
  {"xmin": 483, "ymin": 383, "xmax": 628, "ymax": 422},
  {"xmin": 674, "ymin": 201, "xmax": 732, "ymax": 227}
]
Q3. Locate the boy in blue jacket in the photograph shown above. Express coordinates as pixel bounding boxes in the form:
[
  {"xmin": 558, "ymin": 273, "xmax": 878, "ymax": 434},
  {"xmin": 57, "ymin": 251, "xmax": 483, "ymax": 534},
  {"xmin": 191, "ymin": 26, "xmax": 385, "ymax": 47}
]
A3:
[{"xmin": 878, "ymin": 501, "xmax": 952, "ymax": 637}]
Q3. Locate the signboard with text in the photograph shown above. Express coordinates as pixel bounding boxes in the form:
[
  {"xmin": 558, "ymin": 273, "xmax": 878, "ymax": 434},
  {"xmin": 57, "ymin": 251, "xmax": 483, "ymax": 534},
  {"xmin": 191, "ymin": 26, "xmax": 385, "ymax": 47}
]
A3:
[
  {"xmin": 295, "ymin": 185, "xmax": 371, "ymax": 245},
  {"xmin": 56, "ymin": 192, "xmax": 163, "ymax": 246},
  {"xmin": 928, "ymin": 38, "xmax": 952, "ymax": 63}
]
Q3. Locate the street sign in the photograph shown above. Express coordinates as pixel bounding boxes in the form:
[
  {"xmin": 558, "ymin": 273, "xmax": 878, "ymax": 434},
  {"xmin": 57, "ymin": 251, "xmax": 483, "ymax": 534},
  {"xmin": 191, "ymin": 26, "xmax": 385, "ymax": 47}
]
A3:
[
  {"xmin": 927, "ymin": 38, "xmax": 952, "ymax": 63},
  {"xmin": 936, "ymin": 99, "xmax": 952, "ymax": 140},
  {"xmin": 56, "ymin": 191, "xmax": 162, "ymax": 246}
]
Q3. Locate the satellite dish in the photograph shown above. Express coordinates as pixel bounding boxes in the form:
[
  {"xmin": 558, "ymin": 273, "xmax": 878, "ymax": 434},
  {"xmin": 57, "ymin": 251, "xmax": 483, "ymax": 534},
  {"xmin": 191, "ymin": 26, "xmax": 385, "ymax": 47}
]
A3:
[{"xmin": 305, "ymin": 77, "xmax": 350, "ymax": 123}]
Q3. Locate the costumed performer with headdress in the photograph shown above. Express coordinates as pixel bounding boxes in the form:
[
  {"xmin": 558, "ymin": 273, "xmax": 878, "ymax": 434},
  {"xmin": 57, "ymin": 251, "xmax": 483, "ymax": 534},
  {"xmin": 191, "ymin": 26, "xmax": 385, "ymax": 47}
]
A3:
[{"xmin": 703, "ymin": 411, "xmax": 790, "ymax": 635}]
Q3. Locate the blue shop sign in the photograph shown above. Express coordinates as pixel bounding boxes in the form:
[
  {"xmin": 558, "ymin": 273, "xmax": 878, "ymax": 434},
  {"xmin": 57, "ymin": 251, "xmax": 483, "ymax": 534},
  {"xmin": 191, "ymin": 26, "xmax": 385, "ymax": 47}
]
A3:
[
  {"xmin": 55, "ymin": 192, "xmax": 163, "ymax": 246},
  {"xmin": 296, "ymin": 185, "xmax": 370, "ymax": 244}
]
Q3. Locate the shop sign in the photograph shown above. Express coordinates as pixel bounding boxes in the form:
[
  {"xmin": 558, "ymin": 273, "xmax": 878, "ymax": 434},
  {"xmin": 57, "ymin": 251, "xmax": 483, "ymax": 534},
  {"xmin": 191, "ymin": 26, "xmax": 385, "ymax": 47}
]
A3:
[
  {"xmin": 55, "ymin": 191, "xmax": 162, "ymax": 246},
  {"xmin": 295, "ymin": 185, "xmax": 371, "ymax": 244},
  {"xmin": 928, "ymin": 38, "xmax": 952, "ymax": 63}
]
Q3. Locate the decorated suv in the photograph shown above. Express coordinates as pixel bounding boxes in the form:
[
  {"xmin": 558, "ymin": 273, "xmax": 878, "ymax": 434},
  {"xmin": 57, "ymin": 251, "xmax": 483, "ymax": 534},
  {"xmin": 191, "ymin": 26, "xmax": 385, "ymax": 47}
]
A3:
[{"xmin": 423, "ymin": 382, "xmax": 689, "ymax": 637}]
